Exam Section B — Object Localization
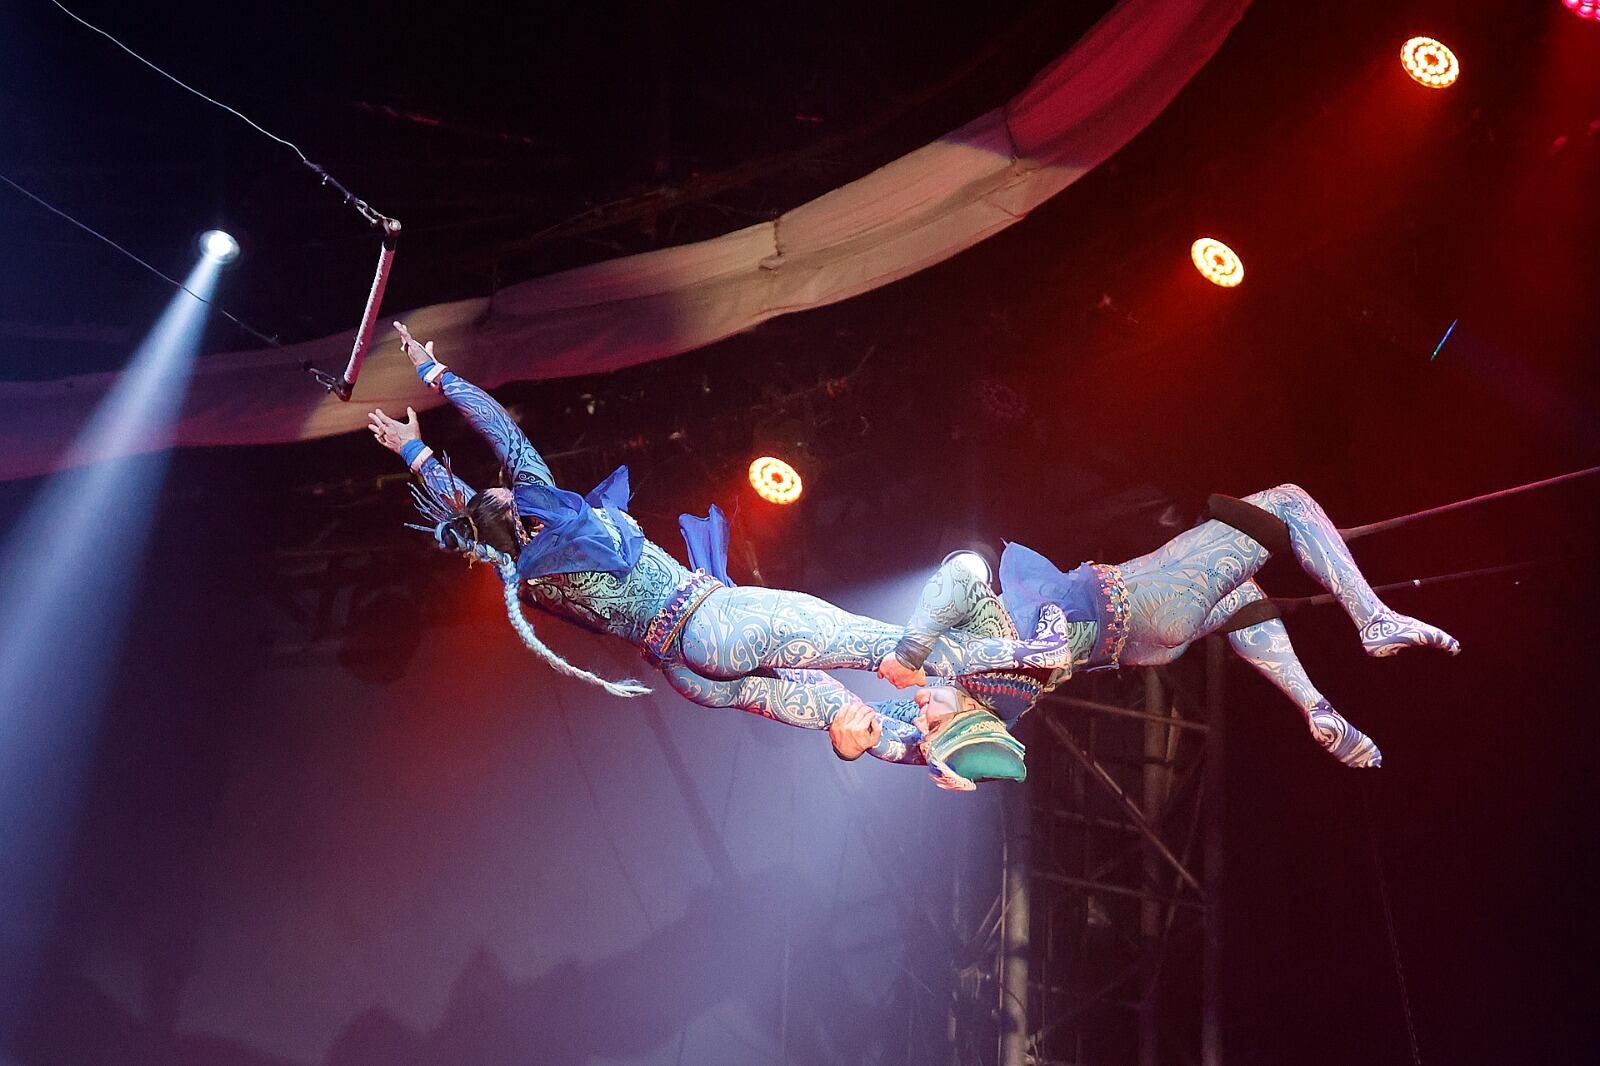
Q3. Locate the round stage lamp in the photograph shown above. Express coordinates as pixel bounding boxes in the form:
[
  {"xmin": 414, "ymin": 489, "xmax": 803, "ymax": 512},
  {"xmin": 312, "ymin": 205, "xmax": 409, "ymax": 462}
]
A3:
[
  {"xmin": 1190, "ymin": 237, "xmax": 1243, "ymax": 288},
  {"xmin": 199, "ymin": 229, "xmax": 241, "ymax": 263},
  {"xmin": 749, "ymin": 456, "xmax": 803, "ymax": 504},
  {"xmin": 1400, "ymin": 37, "xmax": 1460, "ymax": 88},
  {"xmin": 1563, "ymin": 0, "xmax": 1600, "ymax": 21}
]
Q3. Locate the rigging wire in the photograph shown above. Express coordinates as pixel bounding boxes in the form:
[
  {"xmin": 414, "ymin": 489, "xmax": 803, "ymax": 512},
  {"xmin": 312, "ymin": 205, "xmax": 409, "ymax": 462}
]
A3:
[
  {"xmin": 48, "ymin": 0, "xmax": 394, "ymax": 229},
  {"xmin": 1361, "ymin": 781, "xmax": 1424, "ymax": 1066},
  {"xmin": 1340, "ymin": 465, "xmax": 1600, "ymax": 541},
  {"xmin": 1264, "ymin": 560, "xmax": 1543, "ymax": 615}
]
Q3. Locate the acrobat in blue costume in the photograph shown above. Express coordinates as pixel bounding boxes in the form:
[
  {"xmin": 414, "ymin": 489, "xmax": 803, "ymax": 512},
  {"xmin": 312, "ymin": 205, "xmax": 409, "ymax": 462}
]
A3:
[
  {"xmin": 370, "ymin": 324, "xmax": 1459, "ymax": 787},
  {"xmin": 367, "ymin": 325, "xmax": 1069, "ymax": 687},
  {"xmin": 669, "ymin": 504, "xmax": 1048, "ymax": 790},
  {"xmin": 875, "ymin": 483, "xmax": 1459, "ymax": 775},
  {"xmin": 670, "ymin": 482, "xmax": 1462, "ymax": 788}
]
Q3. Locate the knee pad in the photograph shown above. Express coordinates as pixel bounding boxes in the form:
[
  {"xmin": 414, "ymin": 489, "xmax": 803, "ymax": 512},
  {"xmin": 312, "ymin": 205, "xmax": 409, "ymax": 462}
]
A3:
[{"xmin": 1204, "ymin": 493, "xmax": 1293, "ymax": 556}]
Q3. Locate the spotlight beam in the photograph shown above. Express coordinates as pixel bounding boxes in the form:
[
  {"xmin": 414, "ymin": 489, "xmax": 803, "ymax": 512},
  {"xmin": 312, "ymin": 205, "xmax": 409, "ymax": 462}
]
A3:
[{"xmin": 0, "ymin": 255, "xmax": 219, "ymax": 1018}]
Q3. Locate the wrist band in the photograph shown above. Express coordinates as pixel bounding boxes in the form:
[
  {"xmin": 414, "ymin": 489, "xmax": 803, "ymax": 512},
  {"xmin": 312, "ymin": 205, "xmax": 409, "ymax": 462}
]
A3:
[
  {"xmin": 418, "ymin": 360, "xmax": 448, "ymax": 388},
  {"xmin": 400, "ymin": 440, "xmax": 433, "ymax": 470},
  {"xmin": 892, "ymin": 636, "xmax": 933, "ymax": 671}
]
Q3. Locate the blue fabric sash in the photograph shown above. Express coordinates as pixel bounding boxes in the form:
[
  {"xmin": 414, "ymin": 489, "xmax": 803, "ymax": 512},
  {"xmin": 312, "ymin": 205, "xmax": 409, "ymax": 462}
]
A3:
[
  {"xmin": 513, "ymin": 465, "xmax": 644, "ymax": 579},
  {"xmin": 997, "ymin": 541, "xmax": 1104, "ymax": 636},
  {"xmin": 999, "ymin": 542, "xmax": 1129, "ymax": 671},
  {"xmin": 677, "ymin": 504, "xmax": 735, "ymax": 586}
]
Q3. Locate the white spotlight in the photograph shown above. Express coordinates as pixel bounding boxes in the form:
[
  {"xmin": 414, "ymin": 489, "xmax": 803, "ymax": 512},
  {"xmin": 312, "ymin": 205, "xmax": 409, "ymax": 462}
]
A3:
[{"xmin": 199, "ymin": 229, "xmax": 240, "ymax": 263}]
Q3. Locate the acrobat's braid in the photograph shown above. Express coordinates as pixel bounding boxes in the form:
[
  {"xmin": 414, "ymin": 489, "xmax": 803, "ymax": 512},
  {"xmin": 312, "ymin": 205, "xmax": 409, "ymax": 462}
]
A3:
[{"xmin": 491, "ymin": 555, "xmax": 652, "ymax": 698}]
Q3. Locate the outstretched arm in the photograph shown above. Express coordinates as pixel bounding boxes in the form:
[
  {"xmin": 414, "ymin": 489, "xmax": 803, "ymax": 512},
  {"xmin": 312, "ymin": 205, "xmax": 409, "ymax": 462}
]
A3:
[
  {"xmin": 658, "ymin": 664, "xmax": 926, "ymax": 765},
  {"xmin": 393, "ymin": 322, "xmax": 556, "ymax": 490},
  {"xmin": 368, "ymin": 405, "xmax": 475, "ymax": 503},
  {"xmin": 787, "ymin": 668, "xmax": 927, "ymax": 765}
]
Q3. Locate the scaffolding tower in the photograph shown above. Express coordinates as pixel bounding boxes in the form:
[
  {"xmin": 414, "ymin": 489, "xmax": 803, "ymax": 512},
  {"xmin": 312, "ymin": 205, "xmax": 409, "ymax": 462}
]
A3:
[{"xmin": 950, "ymin": 639, "xmax": 1227, "ymax": 1066}]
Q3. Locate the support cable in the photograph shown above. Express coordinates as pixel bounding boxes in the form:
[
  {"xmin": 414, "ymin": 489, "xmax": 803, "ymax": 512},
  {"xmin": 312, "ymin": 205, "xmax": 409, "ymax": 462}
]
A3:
[
  {"xmin": 1213, "ymin": 457, "xmax": 1600, "ymax": 634},
  {"xmin": 1339, "ymin": 465, "xmax": 1600, "ymax": 541},
  {"xmin": 48, "ymin": 1, "xmax": 393, "ymax": 230},
  {"xmin": 1361, "ymin": 781, "xmax": 1423, "ymax": 1066},
  {"xmin": 1261, "ymin": 560, "xmax": 1542, "ymax": 617}
]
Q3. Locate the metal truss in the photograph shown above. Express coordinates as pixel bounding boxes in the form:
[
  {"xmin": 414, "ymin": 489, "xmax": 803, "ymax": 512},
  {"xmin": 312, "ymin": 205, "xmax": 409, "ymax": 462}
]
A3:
[{"xmin": 952, "ymin": 639, "xmax": 1227, "ymax": 1066}]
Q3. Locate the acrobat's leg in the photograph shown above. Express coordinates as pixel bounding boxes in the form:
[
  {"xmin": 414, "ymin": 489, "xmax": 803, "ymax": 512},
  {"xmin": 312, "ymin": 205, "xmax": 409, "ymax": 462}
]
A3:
[
  {"xmin": 882, "ymin": 556, "xmax": 1088, "ymax": 686},
  {"xmin": 890, "ymin": 557, "xmax": 1011, "ymax": 680},
  {"xmin": 1116, "ymin": 515, "xmax": 1271, "ymax": 652},
  {"xmin": 657, "ymin": 663, "xmax": 924, "ymax": 764},
  {"xmin": 1117, "ymin": 485, "xmax": 1458, "ymax": 659},
  {"xmin": 679, "ymin": 586, "xmax": 1074, "ymax": 683},
  {"xmin": 1237, "ymin": 485, "xmax": 1458, "ymax": 658},
  {"xmin": 1199, "ymin": 581, "xmax": 1382, "ymax": 768}
]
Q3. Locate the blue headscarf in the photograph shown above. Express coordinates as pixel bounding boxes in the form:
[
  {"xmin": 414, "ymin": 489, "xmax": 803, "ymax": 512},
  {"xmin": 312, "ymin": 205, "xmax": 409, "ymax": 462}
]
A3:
[{"xmin": 513, "ymin": 465, "xmax": 645, "ymax": 581}]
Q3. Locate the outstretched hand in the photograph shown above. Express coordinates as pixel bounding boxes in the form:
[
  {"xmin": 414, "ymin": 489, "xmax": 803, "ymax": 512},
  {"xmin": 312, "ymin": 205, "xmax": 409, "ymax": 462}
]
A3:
[
  {"xmin": 877, "ymin": 652, "xmax": 928, "ymax": 689},
  {"xmin": 828, "ymin": 700, "xmax": 882, "ymax": 761},
  {"xmin": 392, "ymin": 321, "xmax": 435, "ymax": 370},
  {"xmin": 368, "ymin": 406, "xmax": 421, "ymax": 456}
]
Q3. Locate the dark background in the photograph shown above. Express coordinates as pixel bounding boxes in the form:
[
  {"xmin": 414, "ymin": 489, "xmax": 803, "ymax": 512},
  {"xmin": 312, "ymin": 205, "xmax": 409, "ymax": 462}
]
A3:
[{"xmin": 2, "ymin": 0, "xmax": 1598, "ymax": 1063}]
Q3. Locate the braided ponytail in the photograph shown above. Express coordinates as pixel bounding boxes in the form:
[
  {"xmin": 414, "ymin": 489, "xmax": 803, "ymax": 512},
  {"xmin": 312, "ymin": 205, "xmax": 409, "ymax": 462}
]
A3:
[
  {"xmin": 409, "ymin": 468, "xmax": 650, "ymax": 698},
  {"xmin": 491, "ymin": 555, "xmax": 652, "ymax": 698}
]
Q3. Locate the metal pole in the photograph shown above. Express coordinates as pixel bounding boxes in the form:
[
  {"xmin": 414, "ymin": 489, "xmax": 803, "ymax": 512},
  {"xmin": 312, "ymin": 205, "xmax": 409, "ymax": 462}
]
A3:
[
  {"xmin": 1339, "ymin": 462, "xmax": 1600, "ymax": 540},
  {"xmin": 1139, "ymin": 669, "xmax": 1168, "ymax": 1066},
  {"xmin": 1030, "ymin": 870, "xmax": 1204, "ymax": 912},
  {"xmin": 1050, "ymin": 693, "xmax": 1209, "ymax": 732},
  {"xmin": 947, "ymin": 857, "xmax": 961, "ymax": 1066},
  {"xmin": 1000, "ymin": 784, "xmax": 1031, "ymax": 1066},
  {"xmin": 1202, "ymin": 636, "xmax": 1226, "ymax": 1066}
]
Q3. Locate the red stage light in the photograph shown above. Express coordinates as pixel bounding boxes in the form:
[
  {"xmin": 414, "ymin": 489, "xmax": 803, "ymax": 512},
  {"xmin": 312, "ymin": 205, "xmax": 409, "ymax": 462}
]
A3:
[
  {"xmin": 1401, "ymin": 37, "xmax": 1460, "ymax": 88},
  {"xmin": 1563, "ymin": 0, "xmax": 1600, "ymax": 21},
  {"xmin": 749, "ymin": 456, "xmax": 803, "ymax": 504},
  {"xmin": 1190, "ymin": 237, "xmax": 1244, "ymax": 288}
]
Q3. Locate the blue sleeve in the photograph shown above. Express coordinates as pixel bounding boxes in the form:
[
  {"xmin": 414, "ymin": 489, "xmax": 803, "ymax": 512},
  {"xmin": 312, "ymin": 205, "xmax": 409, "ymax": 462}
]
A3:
[
  {"xmin": 865, "ymin": 698, "xmax": 928, "ymax": 765},
  {"xmin": 414, "ymin": 453, "xmax": 475, "ymax": 505},
  {"xmin": 779, "ymin": 668, "xmax": 928, "ymax": 765},
  {"xmin": 394, "ymin": 436, "xmax": 476, "ymax": 503},
  {"xmin": 429, "ymin": 367, "xmax": 556, "ymax": 490}
]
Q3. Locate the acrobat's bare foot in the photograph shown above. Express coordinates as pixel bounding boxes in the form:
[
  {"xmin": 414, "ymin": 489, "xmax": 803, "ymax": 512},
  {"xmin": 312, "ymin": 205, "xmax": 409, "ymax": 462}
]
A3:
[
  {"xmin": 1307, "ymin": 700, "xmax": 1383, "ymax": 768},
  {"xmin": 878, "ymin": 652, "xmax": 928, "ymax": 689},
  {"xmin": 1359, "ymin": 608, "xmax": 1460, "ymax": 658}
]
